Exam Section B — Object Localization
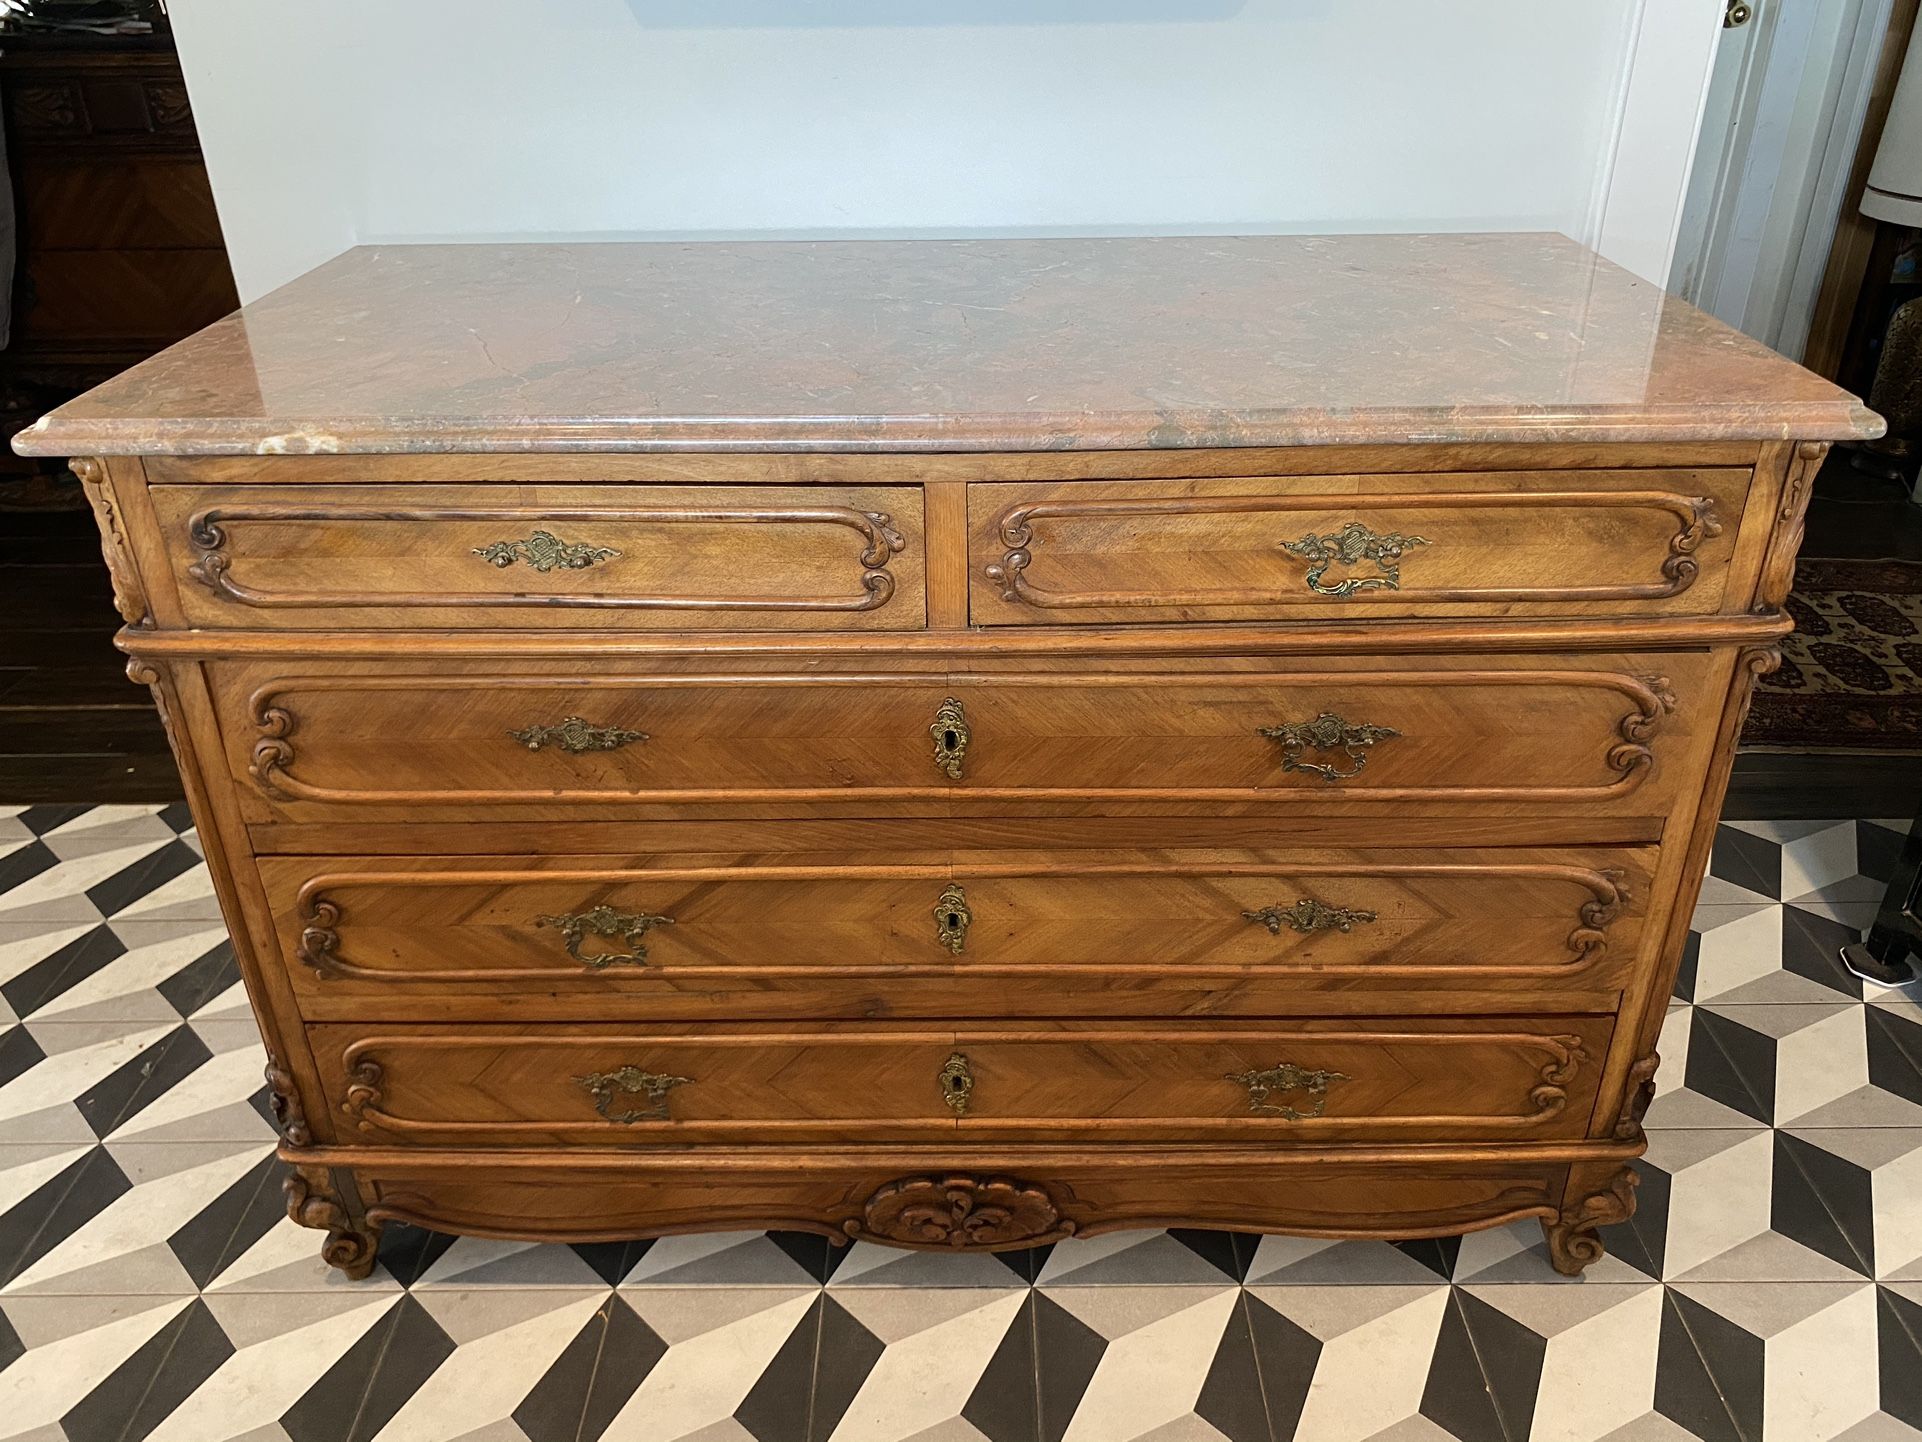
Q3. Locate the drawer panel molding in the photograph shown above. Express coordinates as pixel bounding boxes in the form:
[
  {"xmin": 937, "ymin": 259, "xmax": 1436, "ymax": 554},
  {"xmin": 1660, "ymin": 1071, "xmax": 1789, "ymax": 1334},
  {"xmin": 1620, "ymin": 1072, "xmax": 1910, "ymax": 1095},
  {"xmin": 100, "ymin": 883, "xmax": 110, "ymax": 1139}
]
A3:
[
  {"xmin": 272, "ymin": 850, "xmax": 1647, "ymax": 999},
  {"xmin": 227, "ymin": 662, "xmax": 1694, "ymax": 812},
  {"xmin": 186, "ymin": 502, "xmax": 907, "ymax": 612},
  {"xmin": 149, "ymin": 483, "xmax": 928, "ymax": 632},
  {"xmin": 317, "ymin": 1018, "xmax": 1612, "ymax": 1145},
  {"xmin": 969, "ymin": 470, "xmax": 1746, "ymax": 625}
]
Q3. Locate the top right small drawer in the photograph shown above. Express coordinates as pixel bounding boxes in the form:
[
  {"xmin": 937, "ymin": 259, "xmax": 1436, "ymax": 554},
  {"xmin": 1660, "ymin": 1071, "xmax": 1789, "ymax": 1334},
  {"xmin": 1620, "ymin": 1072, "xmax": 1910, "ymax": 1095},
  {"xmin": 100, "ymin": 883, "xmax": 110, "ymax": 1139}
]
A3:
[{"xmin": 968, "ymin": 468, "xmax": 1753, "ymax": 625}]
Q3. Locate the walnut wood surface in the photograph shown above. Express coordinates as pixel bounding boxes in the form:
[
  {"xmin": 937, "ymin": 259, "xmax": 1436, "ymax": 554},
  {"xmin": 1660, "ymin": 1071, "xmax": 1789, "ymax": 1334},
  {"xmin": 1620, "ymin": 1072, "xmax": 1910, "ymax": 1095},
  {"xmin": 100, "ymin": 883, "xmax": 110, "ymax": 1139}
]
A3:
[
  {"xmin": 42, "ymin": 359, "xmax": 1860, "ymax": 1275},
  {"xmin": 969, "ymin": 469, "xmax": 1747, "ymax": 623},
  {"xmin": 260, "ymin": 846, "xmax": 1651, "ymax": 1018},
  {"xmin": 347, "ymin": 1154, "xmax": 1575, "ymax": 1253},
  {"xmin": 309, "ymin": 1015, "xmax": 1612, "ymax": 1147},
  {"xmin": 149, "ymin": 483, "xmax": 925, "ymax": 632},
  {"xmin": 208, "ymin": 653, "xmax": 1714, "ymax": 823}
]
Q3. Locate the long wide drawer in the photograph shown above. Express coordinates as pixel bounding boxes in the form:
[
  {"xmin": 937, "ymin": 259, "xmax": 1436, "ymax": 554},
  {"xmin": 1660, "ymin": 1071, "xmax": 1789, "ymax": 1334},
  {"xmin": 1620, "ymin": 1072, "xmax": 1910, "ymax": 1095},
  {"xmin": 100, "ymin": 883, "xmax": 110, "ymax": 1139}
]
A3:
[
  {"xmin": 150, "ymin": 483, "xmax": 926, "ymax": 631},
  {"xmin": 313, "ymin": 1016, "xmax": 1614, "ymax": 1146},
  {"xmin": 264, "ymin": 846, "xmax": 1652, "ymax": 1017},
  {"xmin": 218, "ymin": 652, "xmax": 1720, "ymax": 820},
  {"xmin": 969, "ymin": 469, "xmax": 1750, "ymax": 624}
]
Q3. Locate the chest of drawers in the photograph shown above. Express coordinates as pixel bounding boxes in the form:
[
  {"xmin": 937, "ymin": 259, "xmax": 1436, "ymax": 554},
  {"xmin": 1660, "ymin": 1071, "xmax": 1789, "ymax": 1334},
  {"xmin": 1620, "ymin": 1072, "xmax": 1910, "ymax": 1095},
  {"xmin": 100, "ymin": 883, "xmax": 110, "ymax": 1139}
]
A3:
[{"xmin": 21, "ymin": 234, "xmax": 1880, "ymax": 1276}]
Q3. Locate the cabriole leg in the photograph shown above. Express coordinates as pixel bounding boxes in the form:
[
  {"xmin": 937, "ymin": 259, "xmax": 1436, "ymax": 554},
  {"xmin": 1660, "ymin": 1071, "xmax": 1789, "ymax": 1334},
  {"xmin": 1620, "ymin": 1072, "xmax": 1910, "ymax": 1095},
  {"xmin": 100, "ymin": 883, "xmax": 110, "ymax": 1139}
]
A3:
[
  {"xmin": 284, "ymin": 1163, "xmax": 381, "ymax": 1280},
  {"xmin": 1542, "ymin": 1163, "xmax": 1639, "ymax": 1276}
]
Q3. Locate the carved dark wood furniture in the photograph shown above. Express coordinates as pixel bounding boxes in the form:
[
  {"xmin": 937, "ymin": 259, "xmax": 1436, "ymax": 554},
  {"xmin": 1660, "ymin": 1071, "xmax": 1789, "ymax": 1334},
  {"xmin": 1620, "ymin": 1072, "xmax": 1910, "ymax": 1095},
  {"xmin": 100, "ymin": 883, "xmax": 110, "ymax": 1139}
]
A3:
[
  {"xmin": 0, "ymin": 28, "xmax": 238, "ymax": 475},
  {"xmin": 17, "ymin": 234, "xmax": 1881, "ymax": 1276}
]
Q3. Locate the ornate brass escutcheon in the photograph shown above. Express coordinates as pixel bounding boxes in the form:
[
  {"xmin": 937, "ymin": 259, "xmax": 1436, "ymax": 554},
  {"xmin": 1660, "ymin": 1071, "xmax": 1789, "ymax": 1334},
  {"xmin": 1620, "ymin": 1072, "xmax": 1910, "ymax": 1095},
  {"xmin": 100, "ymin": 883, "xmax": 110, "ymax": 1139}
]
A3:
[
  {"xmin": 472, "ymin": 530, "xmax": 621, "ymax": 572},
  {"xmin": 535, "ymin": 905, "xmax": 675, "ymax": 968},
  {"xmin": 576, "ymin": 1064, "xmax": 691, "ymax": 1123},
  {"xmin": 1279, "ymin": 521, "xmax": 1429, "ymax": 597},
  {"xmin": 931, "ymin": 697, "xmax": 970, "ymax": 780},
  {"xmin": 1243, "ymin": 897, "xmax": 1378, "ymax": 935},
  {"xmin": 934, "ymin": 884, "xmax": 973, "ymax": 955},
  {"xmin": 1258, "ymin": 712, "xmax": 1399, "ymax": 782},
  {"xmin": 939, "ymin": 1052, "xmax": 975, "ymax": 1117},
  {"xmin": 508, "ymin": 716, "xmax": 648, "ymax": 753},
  {"xmin": 1227, "ymin": 1061, "xmax": 1350, "ymax": 1119}
]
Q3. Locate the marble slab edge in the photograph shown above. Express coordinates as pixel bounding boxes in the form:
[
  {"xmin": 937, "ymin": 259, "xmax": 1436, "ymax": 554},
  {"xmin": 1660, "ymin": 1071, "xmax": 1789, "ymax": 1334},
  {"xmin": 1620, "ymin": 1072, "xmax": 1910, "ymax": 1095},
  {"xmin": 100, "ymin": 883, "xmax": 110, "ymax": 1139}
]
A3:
[{"xmin": 12, "ymin": 401, "xmax": 1889, "ymax": 457}]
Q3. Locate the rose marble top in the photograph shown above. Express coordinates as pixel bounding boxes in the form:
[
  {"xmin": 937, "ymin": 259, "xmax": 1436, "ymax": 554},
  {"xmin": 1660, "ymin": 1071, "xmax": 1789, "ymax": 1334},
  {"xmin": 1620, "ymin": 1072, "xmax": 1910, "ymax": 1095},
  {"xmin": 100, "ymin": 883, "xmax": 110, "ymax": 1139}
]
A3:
[{"xmin": 15, "ymin": 233, "xmax": 1882, "ymax": 456}]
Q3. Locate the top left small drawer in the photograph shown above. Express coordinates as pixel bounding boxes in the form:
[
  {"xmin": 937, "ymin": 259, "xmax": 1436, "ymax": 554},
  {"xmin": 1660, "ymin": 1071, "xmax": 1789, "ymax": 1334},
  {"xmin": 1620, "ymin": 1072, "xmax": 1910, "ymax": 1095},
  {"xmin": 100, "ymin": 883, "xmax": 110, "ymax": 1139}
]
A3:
[{"xmin": 149, "ymin": 483, "xmax": 926, "ymax": 631}]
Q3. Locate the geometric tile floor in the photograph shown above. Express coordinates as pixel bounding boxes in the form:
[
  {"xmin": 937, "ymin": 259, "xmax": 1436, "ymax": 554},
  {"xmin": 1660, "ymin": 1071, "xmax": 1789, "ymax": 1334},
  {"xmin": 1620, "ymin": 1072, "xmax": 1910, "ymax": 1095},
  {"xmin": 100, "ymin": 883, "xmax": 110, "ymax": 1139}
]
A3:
[{"xmin": 0, "ymin": 803, "xmax": 1917, "ymax": 1441}]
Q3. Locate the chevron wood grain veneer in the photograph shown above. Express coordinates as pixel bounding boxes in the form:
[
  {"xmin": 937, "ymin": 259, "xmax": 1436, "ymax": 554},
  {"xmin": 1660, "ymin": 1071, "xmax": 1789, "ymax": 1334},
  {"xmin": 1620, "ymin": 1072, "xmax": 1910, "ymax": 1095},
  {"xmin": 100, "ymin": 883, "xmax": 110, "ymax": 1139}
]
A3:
[{"xmin": 18, "ymin": 234, "xmax": 1883, "ymax": 1277}]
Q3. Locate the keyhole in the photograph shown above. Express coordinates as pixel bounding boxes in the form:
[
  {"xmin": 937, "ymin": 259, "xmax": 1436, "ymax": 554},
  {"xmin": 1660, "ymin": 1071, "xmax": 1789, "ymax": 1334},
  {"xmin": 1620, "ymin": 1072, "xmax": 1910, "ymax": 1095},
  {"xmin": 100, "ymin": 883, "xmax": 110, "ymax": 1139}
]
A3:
[
  {"xmin": 943, "ymin": 910, "xmax": 960, "ymax": 930},
  {"xmin": 942, "ymin": 728, "xmax": 958, "ymax": 751}
]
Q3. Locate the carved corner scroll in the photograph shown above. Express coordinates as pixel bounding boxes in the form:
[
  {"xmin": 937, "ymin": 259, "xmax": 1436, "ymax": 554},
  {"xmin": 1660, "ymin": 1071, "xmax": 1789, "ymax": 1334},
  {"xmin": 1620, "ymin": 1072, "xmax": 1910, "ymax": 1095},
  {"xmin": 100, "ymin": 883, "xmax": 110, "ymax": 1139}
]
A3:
[
  {"xmin": 1615, "ymin": 1051, "xmax": 1660, "ymax": 1140},
  {"xmin": 341, "ymin": 1058, "xmax": 384, "ymax": 1133},
  {"xmin": 247, "ymin": 697, "xmax": 296, "ymax": 797},
  {"xmin": 296, "ymin": 892, "xmax": 342, "ymax": 977},
  {"xmin": 1660, "ymin": 495, "xmax": 1724, "ymax": 593},
  {"xmin": 1568, "ymin": 868, "xmax": 1631, "ymax": 965},
  {"xmin": 1528, "ymin": 1035, "xmax": 1588, "ymax": 1120},
  {"xmin": 1756, "ymin": 441, "xmax": 1831, "ymax": 613},
  {"xmin": 184, "ymin": 511, "xmax": 237, "ymax": 599},
  {"xmin": 1543, "ymin": 1165, "xmax": 1639, "ymax": 1276},
  {"xmin": 284, "ymin": 1164, "xmax": 379, "ymax": 1279},
  {"xmin": 1732, "ymin": 647, "xmax": 1783, "ymax": 740},
  {"xmin": 72, "ymin": 458, "xmax": 150, "ymax": 627},
  {"xmin": 123, "ymin": 657, "xmax": 176, "ymax": 741},
  {"xmin": 1607, "ymin": 674, "xmax": 1677, "ymax": 783},
  {"xmin": 263, "ymin": 1059, "xmax": 312, "ymax": 1146},
  {"xmin": 847, "ymin": 1174, "xmax": 1076, "ymax": 1250},
  {"xmin": 184, "ymin": 504, "xmax": 908, "ymax": 613}
]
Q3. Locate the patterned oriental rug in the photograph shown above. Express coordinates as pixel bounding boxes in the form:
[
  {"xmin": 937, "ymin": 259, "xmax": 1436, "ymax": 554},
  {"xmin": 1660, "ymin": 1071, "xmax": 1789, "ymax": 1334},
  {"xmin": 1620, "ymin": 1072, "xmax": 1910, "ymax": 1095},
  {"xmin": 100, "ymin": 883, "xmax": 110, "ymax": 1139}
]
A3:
[{"xmin": 1747, "ymin": 557, "xmax": 1922, "ymax": 752}]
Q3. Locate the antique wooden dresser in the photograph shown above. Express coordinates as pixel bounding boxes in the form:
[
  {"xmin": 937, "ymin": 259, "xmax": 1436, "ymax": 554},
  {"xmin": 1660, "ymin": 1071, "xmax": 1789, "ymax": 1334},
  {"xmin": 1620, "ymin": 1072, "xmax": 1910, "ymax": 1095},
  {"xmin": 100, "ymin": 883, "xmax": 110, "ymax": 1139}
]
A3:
[{"xmin": 18, "ymin": 235, "xmax": 1881, "ymax": 1276}]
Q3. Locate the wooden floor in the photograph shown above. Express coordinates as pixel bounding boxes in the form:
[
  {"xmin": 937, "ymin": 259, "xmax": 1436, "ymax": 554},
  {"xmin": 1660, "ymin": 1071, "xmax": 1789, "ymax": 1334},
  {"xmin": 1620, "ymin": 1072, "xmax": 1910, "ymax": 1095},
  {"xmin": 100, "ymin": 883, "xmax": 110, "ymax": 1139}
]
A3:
[{"xmin": 0, "ymin": 502, "xmax": 178, "ymax": 801}]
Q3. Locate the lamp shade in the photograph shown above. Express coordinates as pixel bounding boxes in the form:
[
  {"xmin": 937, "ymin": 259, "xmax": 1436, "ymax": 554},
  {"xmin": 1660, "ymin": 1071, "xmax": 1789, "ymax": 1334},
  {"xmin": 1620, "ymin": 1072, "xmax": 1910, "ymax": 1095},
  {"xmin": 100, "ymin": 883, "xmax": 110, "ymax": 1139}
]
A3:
[{"xmin": 1866, "ymin": 26, "xmax": 1922, "ymax": 224}]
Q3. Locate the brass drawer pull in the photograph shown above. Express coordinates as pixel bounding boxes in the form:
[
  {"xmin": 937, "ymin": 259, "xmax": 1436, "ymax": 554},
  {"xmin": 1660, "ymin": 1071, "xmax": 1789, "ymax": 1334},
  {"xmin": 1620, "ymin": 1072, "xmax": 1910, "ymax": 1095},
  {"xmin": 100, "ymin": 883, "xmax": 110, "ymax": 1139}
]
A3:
[
  {"xmin": 931, "ymin": 697, "xmax": 970, "ymax": 779},
  {"xmin": 934, "ymin": 884, "xmax": 973, "ymax": 954},
  {"xmin": 473, "ymin": 530, "xmax": 621, "ymax": 572},
  {"xmin": 1258, "ymin": 712, "xmax": 1398, "ymax": 782},
  {"xmin": 535, "ymin": 904, "xmax": 674, "ymax": 968},
  {"xmin": 577, "ymin": 1064, "xmax": 691, "ymax": 1123},
  {"xmin": 1279, "ymin": 521, "xmax": 1429, "ymax": 597},
  {"xmin": 1227, "ymin": 1061, "xmax": 1350, "ymax": 1119},
  {"xmin": 509, "ymin": 716, "xmax": 648, "ymax": 753},
  {"xmin": 939, "ymin": 1052, "xmax": 975, "ymax": 1116},
  {"xmin": 1243, "ymin": 898, "xmax": 1378, "ymax": 935}
]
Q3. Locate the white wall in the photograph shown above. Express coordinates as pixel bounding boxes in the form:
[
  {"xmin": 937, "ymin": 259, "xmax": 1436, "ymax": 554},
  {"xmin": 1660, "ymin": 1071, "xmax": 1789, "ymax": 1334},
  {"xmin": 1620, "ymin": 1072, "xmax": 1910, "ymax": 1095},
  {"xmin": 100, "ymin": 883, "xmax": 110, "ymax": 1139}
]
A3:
[{"xmin": 166, "ymin": 0, "xmax": 1723, "ymax": 303}]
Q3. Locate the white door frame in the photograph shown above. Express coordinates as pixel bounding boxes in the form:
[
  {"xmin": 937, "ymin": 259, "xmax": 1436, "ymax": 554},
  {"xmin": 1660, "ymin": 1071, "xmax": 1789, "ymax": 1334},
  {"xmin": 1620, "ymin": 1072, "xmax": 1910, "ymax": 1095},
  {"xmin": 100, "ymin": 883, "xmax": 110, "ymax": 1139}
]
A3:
[
  {"xmin": 1671, "ymin": 0, "xmax": 1896, "ymax": 355},
  {"xmin": 1595, "ymin": 0, "xmax": 1729, "ymax": 288}
]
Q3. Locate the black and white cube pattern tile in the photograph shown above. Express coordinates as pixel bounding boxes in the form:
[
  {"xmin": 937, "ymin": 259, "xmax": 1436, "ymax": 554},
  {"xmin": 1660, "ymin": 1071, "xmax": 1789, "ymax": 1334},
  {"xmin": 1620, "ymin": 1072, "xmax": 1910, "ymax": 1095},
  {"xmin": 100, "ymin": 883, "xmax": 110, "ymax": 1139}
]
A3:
[{"xmin": 0, "ymin": 804, "xmax": 1916, "ymax": 1441}]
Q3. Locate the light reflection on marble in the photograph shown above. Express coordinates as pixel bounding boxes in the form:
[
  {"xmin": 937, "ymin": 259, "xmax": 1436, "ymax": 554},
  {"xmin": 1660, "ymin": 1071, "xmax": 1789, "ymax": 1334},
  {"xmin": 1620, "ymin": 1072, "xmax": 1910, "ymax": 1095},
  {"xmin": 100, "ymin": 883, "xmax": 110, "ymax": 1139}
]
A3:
[{"xmin": 16, "ymin": 233, "xmax": 1882, "ymax": 456}]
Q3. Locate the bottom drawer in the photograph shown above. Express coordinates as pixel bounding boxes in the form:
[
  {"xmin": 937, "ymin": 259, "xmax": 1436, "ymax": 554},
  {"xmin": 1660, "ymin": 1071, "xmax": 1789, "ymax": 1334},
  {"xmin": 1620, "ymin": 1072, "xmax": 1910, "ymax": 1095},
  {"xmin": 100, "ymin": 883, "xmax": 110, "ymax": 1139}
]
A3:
[
  {"xmin": 349, "ymin": 1153, "xmax": 1582, "ymax": 1251},
  {"xmin": 314, "ymin": 1015, "xmax": 1614, "ymax": 1147}
]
